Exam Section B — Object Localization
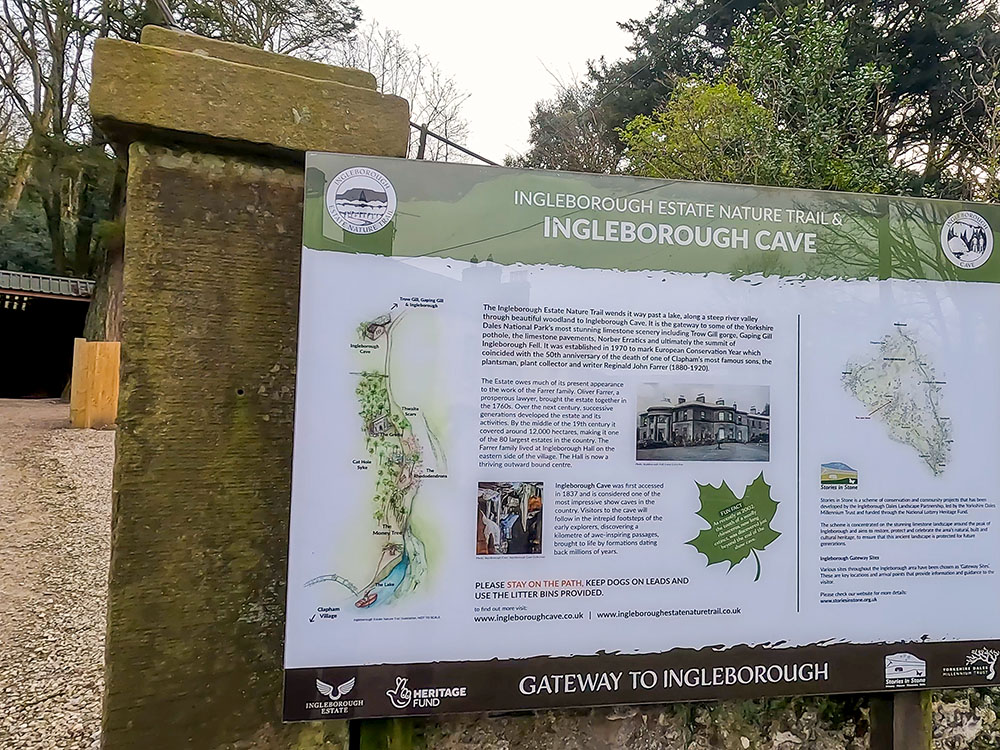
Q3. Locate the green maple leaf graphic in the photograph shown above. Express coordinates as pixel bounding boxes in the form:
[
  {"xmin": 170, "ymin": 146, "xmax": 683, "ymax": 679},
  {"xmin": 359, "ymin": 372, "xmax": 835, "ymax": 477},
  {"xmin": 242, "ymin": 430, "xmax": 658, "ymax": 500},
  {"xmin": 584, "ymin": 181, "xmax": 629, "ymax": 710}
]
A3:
[{"xmin": 686, "ymin": 473, "xmax": 780, "ymax": 582}]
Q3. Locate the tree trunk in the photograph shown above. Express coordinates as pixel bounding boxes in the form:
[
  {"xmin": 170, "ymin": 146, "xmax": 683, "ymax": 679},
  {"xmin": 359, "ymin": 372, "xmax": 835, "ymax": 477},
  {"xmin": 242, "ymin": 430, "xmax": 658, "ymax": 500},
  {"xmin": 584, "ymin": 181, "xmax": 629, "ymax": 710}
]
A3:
[
  {"xmin": 82, "ymin": 221, "xmax": 125, "ymax": 341},
  {"xmin": 0, "ymin": 145, "xmax": 34, "ymax": 225},
  {"xmin": 73, "ymin": 166, "xmax": 99, "ymax": 276},
  {"xmin": 920, "ymin": 96, "xmax": 942, "ymax": 190},
  {"xmin": 41, "ymin": 183, "xmax": 67, "ymax": 275}
]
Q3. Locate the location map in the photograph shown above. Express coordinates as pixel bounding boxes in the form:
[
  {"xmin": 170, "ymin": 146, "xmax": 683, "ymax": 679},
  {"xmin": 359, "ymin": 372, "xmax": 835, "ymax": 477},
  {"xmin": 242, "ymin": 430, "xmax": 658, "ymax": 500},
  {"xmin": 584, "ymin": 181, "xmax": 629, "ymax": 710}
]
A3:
[{"xmin": 843, "ymin": 324, "xmax": 951, "ymax": 476}]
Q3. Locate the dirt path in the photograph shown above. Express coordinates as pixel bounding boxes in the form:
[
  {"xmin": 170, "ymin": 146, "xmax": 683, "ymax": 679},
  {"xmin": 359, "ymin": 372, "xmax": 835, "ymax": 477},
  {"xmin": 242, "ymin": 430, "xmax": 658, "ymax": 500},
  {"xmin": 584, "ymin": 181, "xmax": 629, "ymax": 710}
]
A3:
[{"xmin": 0, "ymin": 399, "xmax": 114, "ymax": 750}]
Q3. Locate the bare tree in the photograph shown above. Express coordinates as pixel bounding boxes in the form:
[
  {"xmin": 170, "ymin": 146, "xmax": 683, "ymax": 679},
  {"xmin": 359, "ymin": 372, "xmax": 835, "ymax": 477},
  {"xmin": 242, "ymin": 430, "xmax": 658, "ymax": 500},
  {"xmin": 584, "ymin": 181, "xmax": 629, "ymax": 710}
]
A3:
[
  {"xmin": 0, "ymin": 0, "xmax": 103, "ymax": 275},
  {"xmin": 176, "ymin": 0, "xmax": 360, "ymax": 58},
  {"xmin": 333, "ymin": 21, "xmax": 471, "ymax": 161},
  {"xmin": 954, "ymin": 40, "xmax": 1000, "ymax": 201},
  {"xmin": 507, "ymin": 83, "xmax": 622, "ymax": 173},
  {"xmin": 0, "ymin": 35, "xmax": 31, "ymax": 221}
]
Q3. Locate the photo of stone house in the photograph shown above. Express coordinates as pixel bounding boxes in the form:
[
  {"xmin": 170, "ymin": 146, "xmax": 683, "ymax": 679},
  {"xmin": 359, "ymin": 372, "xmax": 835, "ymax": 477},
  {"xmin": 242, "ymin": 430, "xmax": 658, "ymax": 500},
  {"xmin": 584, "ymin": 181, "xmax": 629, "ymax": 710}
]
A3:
[{"xmin": 636, "ymin": 385, "xmax": 770, "ymax": 462}]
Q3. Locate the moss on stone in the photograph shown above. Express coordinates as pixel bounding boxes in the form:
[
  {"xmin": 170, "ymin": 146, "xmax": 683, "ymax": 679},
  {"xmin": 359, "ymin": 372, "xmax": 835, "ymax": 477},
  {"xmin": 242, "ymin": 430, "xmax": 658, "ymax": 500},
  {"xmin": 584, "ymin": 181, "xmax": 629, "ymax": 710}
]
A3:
[
  {"xmin": 91, "ymin": 39, "xmax": 408, "ymax": 159},
  {"xmin": 139, "ymin": 26, "xmax": 376, "ymax": 90}
]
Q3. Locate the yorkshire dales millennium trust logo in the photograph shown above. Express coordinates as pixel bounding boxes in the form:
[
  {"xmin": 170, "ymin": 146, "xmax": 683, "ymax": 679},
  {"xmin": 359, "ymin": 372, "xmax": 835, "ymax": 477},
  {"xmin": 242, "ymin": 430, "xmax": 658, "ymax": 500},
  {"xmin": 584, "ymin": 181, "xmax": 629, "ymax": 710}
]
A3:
[
  {"xmin": 941, "ymin": 211, "xmax": 993, "ymax": 270},
  {"xmin": 326, "ymin": 167, "xmax": 397, "ymax": 235}
]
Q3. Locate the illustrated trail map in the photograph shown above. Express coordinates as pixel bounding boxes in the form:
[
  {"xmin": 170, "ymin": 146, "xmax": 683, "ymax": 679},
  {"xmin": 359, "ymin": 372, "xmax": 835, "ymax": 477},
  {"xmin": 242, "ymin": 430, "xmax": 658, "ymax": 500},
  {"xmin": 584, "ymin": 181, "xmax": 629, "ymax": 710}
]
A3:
[{"xmin": 304, "ymin": 309, "xmax": 445, "ymax": 609}]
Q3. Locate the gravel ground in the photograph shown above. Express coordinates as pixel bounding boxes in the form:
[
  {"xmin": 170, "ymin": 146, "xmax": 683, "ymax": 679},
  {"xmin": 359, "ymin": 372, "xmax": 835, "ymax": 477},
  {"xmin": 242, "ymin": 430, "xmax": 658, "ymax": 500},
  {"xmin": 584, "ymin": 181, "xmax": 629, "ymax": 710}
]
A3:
[{"xmin": 0, "ymin": 399, "xmax": 114, "ymax": 750}]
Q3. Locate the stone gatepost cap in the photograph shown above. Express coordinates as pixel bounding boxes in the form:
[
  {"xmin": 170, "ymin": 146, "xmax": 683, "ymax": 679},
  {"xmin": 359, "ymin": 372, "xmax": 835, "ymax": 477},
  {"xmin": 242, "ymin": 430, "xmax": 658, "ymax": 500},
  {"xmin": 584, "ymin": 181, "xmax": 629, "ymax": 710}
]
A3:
[{"xmin": 91, "ymin": 27, "xmax": 409, "ymax": 159}]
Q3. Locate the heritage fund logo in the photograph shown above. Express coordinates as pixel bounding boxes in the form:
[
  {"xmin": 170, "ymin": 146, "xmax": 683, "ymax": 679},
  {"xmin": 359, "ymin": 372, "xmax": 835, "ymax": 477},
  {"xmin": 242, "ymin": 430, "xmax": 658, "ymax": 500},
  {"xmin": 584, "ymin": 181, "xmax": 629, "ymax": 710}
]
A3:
[
  {"xmin": 386, "ymin": 676, "xmax": 468, "ymax": 710},
  {"xmin": 941, "ymin": 211, "xmax": 993, "ymax": 269},
  {"xmin": 326, "ymin": 167, "xmax": 397, "ymax": 235},
  {"xmin": 305, "ymin": 676, "xmax": 363, "ymax": 715},
  {"xmin": 884, "ymin": 653, "xmax": 927, "ymax": 688}
]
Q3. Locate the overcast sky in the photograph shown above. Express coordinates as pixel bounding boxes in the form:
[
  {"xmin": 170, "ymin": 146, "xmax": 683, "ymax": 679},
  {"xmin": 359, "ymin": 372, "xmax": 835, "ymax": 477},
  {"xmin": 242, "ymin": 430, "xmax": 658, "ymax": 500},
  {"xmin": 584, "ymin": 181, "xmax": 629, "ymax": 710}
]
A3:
[{"xmin": 357, "ymin": 1, "xmax": 660, "ymax": 163}]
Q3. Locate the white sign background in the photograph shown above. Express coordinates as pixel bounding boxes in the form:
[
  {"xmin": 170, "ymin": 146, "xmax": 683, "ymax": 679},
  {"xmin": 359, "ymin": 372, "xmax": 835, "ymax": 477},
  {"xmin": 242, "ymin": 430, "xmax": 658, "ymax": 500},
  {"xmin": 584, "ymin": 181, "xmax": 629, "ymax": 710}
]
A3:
[{"xmin": 285, "ymin": 250, "xmax": 1000, "ymax": 670}]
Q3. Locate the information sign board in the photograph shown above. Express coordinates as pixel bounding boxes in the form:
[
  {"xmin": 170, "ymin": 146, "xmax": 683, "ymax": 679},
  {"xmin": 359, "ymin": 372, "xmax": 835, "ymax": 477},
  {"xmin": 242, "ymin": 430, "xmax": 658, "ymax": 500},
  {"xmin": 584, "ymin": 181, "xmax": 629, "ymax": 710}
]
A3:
[{"xmin": 283, "ymin": 153, "xmax": 1000, "ymax": 720}]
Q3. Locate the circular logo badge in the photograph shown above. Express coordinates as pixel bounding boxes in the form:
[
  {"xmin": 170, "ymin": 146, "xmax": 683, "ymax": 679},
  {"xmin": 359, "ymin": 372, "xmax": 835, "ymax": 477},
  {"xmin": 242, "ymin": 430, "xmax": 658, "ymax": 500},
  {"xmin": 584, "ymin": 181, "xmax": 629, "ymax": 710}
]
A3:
[
  {"xmin": 326, "ymin": 167, "xmax": 397, "ymax": 235},
  {"xmin": 941, "ymin": 211, "xmax": 993, "ymax": 270}
]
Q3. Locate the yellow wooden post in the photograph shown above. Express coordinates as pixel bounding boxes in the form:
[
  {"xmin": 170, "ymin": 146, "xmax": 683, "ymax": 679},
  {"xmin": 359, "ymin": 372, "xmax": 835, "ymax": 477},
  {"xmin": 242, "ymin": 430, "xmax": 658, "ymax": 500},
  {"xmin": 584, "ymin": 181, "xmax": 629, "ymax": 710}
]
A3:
[
  {"xmin": 70, "ymin": 338, "xmax": 121, "ymax": 428},
  {"xmin": 70, "ymin": 338, "xmax": 94, "ymax": 428},
  {"xmin": 90, "ymin": 341, "xmax": 121, "ymax": 428}
]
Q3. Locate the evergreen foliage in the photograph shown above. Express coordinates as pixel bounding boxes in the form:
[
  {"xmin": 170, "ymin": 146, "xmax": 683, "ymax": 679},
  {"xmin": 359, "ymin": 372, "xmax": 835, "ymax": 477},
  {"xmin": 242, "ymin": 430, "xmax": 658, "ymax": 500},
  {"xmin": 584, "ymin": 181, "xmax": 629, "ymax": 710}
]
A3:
[{"xmin": 518, "ymin": 0, "xmax": 1000, "ymax": 199}]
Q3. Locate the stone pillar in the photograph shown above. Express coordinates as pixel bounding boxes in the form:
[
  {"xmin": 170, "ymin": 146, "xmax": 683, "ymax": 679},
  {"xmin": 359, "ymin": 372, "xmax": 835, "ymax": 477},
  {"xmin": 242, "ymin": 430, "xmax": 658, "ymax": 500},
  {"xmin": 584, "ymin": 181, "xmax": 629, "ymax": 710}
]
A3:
[{"xmin": 89, "ymin": 28, "xmax": 408, "ymax": 749}]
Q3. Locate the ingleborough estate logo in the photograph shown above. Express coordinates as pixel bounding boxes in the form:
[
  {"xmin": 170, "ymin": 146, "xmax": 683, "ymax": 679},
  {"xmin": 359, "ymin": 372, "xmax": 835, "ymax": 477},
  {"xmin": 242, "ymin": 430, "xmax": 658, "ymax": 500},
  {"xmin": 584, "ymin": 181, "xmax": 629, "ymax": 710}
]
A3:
[
  {"xmin": 305, "ymin": 675, "xmax": 363, "ymax": 715},
  {"xmin": 316, "ymin": 676, "xmax": 355, "ymax": 700},
  {"xmin": 941, "ymin": 211, "xmax": 993, "ymax": 269},
  {"xmin": 326, "ymin": 167, "xmax": 397, "ymax": 235}
]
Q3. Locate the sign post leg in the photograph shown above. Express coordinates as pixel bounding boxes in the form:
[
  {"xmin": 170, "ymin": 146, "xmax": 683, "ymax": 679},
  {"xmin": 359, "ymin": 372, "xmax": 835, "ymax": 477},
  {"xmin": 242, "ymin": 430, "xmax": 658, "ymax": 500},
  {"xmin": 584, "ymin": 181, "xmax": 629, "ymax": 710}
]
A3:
[
  {"xmin": 869, "ymin": 695, "xmax": 893, "ymax": 750},
  {"xmin": 869, "ymin": 692, "xmax": 932, "ymax": 750},
  {"xmin": 893, "ymin": 691, "xmax": 932, "ymax": 750},
  {"xmin": 352, "ymin": 718, "xmax": 416, "ymax": 750}
]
